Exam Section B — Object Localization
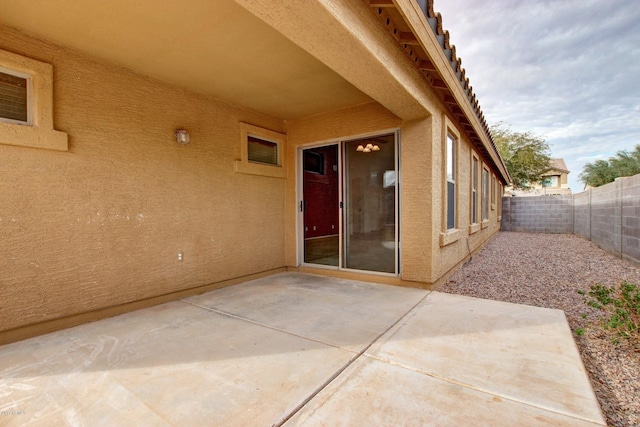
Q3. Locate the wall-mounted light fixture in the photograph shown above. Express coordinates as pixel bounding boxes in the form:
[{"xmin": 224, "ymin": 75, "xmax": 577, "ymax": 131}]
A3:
[
  {"xmin": 356, "ymin": 142, "xmax": 380, "ymax": 153},
  {"xmin": 174, "ymin": 129, "xmax": 190, "ymax": 145}
]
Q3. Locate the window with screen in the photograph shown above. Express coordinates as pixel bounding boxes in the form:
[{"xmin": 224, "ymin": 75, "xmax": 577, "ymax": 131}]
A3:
[
  {"xmin": 0, "ymin": 70, "xmax": 29, "ymax": 124},
  {"xmin": 248, "ymin": 135, "xmax": 278, "ymax": 166},
  {"xmin": 482, "ymin": 167, "xmax": 489, "ymax": 222},
  {"xmin": 235, "ymin": 122, "xmax": 286, "ymax": 178},
  {"xmin": 446, "ymin": 133, "xmax": 456, "ymax": 230}
]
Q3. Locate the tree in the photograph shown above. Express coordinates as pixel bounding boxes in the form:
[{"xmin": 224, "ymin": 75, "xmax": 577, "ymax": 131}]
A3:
[
  {"xmin": 579, "ymin": 145, "xmax": 640, "ymax": 188},
  {"xmin": 491, "ymin": 122, "xmax": 552, "ymax": 190}
]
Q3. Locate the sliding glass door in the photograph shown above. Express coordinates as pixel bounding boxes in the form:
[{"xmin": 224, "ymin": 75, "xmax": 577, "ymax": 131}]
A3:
[
  {"xmin": 301, "ymin": 132, "xmax": 398, "ymax": 275},
  {"xmin": 343, "ymin": 134, "xmax": 396, "ymax": 273}
]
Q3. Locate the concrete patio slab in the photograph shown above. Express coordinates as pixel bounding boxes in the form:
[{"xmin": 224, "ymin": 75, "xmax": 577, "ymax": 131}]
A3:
[
  {"xmin": 0, "ymin": 273, "xmax": 604, "ymax": 426},
  {"xmin": 0, "ymin": 299, "xmax": 354, "ymax": 426},
  {"xmin": 363, "ymin": 292, "xmax": 604, "ymax": 425},
  {"xmin": 184, "ymin": 273, "xmax": 428, "ymax": 353},
  {"xmin": 287, "ymin": 356, "xmax": 603, "ymax": 427}
]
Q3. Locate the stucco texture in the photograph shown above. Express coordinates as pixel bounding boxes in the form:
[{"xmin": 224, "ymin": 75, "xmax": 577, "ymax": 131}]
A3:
[
  {"xmin": 1, "ymin": 26, "xmax": 287, "ymax": 335},
  {"xmin": 0, "ymin": 0, "xmax": 506, "ymax": 341}
]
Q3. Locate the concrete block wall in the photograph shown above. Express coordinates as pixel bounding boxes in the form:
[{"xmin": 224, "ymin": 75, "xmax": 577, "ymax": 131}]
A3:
[
  {"xmin": 621, "ymin": 175, "xmax": 640, "ymax": 263},
  {"xmin": 501, "ymin": 174, "xmax": 640, "ymax": 265},
  {"xmin": 501, "ymin": 195, "xmax": 573, "ymax": 233},
  {"xmin": 590, "ymin": 180, "xmax": 622, "ymax": 256},
  {"xmin": 573, "ymin": 190, "xmax": 590, "ymax": 239}
]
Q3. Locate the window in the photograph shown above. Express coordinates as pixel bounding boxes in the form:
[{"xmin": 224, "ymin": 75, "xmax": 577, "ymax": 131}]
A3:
[
  {"xmin": 235, "ymin": 122, "xmax": 286, "ymax": 178},
  {"xmin": 440, "ymin": 117, "xmax": 461, "ymax": 247},
  {"xmin": 491, "ymin": 175, "xmax": 497, "ymax": 209},
  {"xmin": 303, "ymin": 151, "xmax": 324, "ymax": 174},
  {"xmin": 471, "ymin": 156, "xmax": 478, "ymax": 224},
  {"xmin": 0, "ymin": 49, "xmax": 68, "ymax": 151},
  {"xmin": 446, "ymin": 133, "xmax": 456, "ymax": 230},
  {"xmin": 544, "ymin": 175, "xmax": 559, "ymax": 187},
  {"xmin": 248, "ymin": 136, "xmax": 278, "ymax": 166},
  {"xmin": 0, "ymin": 69, "xmax": 29, "ymax": 124},
  {"xmin": 482, "ymin": 167, "xmax": 489, "ymax": 222},
  {"xmin": 498, "ymin": 183, "xmax": 503, "ymax": 220}
]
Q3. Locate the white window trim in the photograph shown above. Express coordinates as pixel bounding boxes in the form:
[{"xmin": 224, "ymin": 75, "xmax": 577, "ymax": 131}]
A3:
[
  {"xmin": 234, "ymin": 122, "xmax": 286, "ymax": 179},
  {"xmin": 440, "ymin": 116, "xmax": 461, "ymax": 246},
  {"xmin": 469, "ymin": 152, "xmax": 479, "ymax": 234},
  {"xmin": 0, "ymin": 66, "xmax": 32, "ymax": 125},
  {"xmin": 491, "ymin": 174, "xmax": 497, "ymax": 210},
  {"xmin": 481, "ymin": 164, "xmax": 490, "ymax": 228},
  {"xmin": 0, "ymin": 49, "xmax": 68, "ymax": 151}
]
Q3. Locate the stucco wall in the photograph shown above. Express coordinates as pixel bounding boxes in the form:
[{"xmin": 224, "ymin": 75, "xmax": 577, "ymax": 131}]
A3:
[
  {"xmin": 1, "ymin": 19, "xmax": 508, "ymax": 340},
  {"xmin": 1, "ymin": 27, "xmax": 287, "ymax": 336},
  {"xmin": 429, "ymin": 114, "xmax": 503, "ymax": 284}
]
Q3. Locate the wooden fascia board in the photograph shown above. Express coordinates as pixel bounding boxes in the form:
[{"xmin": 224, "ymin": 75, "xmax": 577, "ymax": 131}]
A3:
[{"xmin": 392, "ymin": 0, "xmax": 511, "ymax": 184}]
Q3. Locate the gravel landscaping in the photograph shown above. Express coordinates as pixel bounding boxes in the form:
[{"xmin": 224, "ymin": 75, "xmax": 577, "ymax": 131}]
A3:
[{"xmin": 439, "ymin": 232, "xmax": 640, "ymax": 427}]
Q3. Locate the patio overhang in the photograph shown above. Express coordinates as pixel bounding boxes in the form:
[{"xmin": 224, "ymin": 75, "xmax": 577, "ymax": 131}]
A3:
[{"xmin": 0, "ymin": 0, "xmax": 433, "ymax": 122}]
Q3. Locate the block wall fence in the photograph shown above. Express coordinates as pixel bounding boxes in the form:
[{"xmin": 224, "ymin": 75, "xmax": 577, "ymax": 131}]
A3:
[{"xmin": 501, "ymin": 174, "xmax": 640, "ymax": 265}]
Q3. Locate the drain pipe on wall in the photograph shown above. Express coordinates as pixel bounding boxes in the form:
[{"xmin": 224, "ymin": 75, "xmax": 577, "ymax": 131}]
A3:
[{"xmin": 463, "ymin": 237, "xmax": 473, "ymax": 267}]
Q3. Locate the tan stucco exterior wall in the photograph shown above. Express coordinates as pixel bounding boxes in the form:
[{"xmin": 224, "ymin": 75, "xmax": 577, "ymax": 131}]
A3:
[
  {"xmin": 0, "ymin": 26, "xmax": 289, "ymax": 340},
  {"xmin": 1, "ymin": 0, "xmax": 507, "ymax": 342},
  {"xmin": 428, "ymin": 113, "xmax": 503, "ymax": 285}
]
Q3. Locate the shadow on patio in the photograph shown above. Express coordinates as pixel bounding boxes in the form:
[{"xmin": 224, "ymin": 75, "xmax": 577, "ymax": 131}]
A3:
[{"xmin": 0, "ymin": 273, "xmax": 604, "ymax": 426}]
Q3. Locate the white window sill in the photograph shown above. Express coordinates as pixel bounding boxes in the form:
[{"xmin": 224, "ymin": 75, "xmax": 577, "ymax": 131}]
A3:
[
  {"xmin": 234, "ymin": 160, "xmax": 286, "ymax": 179},
  {"xmin": 468, "ymin": 223, "xmax": 480, "ymax": 235},
  {"xmin": 0, "ymin": 122, "xmax": 68, "ymax": 151},
  {"xmin": 440, "ymin": 228, "xmax": 462, "ymax": 247},
  {"xmin": 481, "ymin": 220, "xmax": 489, "ymax": 229}
]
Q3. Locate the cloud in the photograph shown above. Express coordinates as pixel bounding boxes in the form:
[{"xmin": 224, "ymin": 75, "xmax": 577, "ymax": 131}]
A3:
[{"xmin": 434, "ymin": 0, "xmax": 640, "ymax": 191}]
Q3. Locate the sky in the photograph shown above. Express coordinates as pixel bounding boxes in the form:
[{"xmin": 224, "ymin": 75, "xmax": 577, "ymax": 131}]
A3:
[{"xmin": 434, "ymin": 0, "xmax": 640, "ymax": 192}]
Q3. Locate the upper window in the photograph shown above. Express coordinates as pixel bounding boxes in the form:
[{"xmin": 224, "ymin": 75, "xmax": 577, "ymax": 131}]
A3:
[
  {"xmin": 0, "ymin": 49, "xmax": 68, "ymax": 151},
  {"xmin": 446, "ymin": 133, "xmax": 456, "ymax": 230},
  {"xmin": 544, "ymin": 175, "xmax": 560, "ymax": 187},
  {"xmin": 235, "ymin": 122, "xmax": 286, "ymax": 178},
  {"xmin": 0, "ymin": 69, "xmax": 30, "ymax": 124}
]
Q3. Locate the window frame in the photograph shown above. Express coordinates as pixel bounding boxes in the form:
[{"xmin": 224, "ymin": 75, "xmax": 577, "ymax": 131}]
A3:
[
  {"xmin": 468, "ymin": 153, "xmax": 480, "ymax": 234},
  {"xmin": 440, "ymin": 116, "xmax": 461, "ymax": 246},
  {"xmin": 491, "ymin": 174, "xmax": 497, "ymax": 210},
  {"xmin": 0, "ymin": 67, "xmax": 32, "ymax": 126},
  {"xmin": 482, "ymin": 166, "xmax": 489, "ymax": 227},
  {"xmin": 235, "ymin": 122, "xmax": 286, "ymax": 178},
  {"xmin": 446, "ymin": 133, "xmax": 457, "ymax": 230},
  {"xmin": 497, "ymin": 182, "xmax": 503, "ymax": 222},
  {"xmin": 0, "ymin": 49, "xmax": 68, "ymax": 151}
]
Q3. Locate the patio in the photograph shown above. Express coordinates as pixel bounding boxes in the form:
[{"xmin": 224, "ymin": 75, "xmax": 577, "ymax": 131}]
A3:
[{"xmin": 0, "ymin": 273, "xmax": 604, "ymax": 426}]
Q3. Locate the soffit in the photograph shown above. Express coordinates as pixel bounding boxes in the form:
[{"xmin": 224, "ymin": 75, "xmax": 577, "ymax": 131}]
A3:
[{"xmin": 0, "ymin": 0, "xmax": 372, "ymax": 120}]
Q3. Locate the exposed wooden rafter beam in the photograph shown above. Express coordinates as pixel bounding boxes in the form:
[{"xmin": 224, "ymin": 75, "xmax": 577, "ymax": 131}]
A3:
[
  {"xmin": 398, "ymin": 32, "xmax": 419, "ymax": 45},
  {"xmin": 417, "ymin": 59, "xmax": 435, "ymax": 71},
  {"xmin": 432, "ymin": 79, "xmax": 448, "ymax": 89}
]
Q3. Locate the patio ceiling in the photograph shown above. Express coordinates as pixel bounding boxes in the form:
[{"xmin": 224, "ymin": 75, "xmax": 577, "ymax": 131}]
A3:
[{"xmin": 0, "ymin": 0, "xmax": 372, "ymax": 120}]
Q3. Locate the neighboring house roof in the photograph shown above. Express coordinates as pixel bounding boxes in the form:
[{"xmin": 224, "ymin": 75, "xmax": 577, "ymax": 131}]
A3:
[{"xmin": 549, "ymin": 158, "xmax": 570, "ymax": 174}]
